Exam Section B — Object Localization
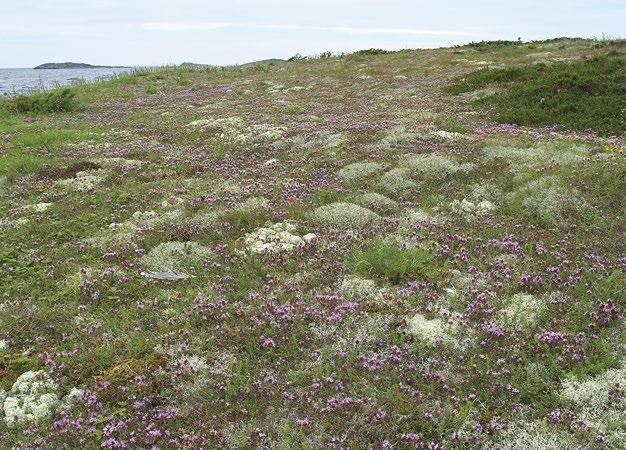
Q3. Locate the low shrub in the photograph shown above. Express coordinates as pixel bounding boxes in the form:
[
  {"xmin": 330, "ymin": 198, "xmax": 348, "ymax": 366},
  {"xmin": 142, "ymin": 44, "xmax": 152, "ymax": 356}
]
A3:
[
  {"xmin": 445, "ymin": 56, "xmax": 625, "ymax": 136},
  {"xmin": 454, "ymin": 39, "xmax": 523, "ymax": 50},
  {"xmin": 5, "ymin": 88, "xmax": 79, "ymax": 115}
]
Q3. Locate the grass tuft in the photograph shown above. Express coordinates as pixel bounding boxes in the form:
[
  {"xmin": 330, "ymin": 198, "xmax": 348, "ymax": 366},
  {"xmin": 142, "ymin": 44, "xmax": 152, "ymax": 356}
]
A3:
[{"xmin": 348, "ymin": 239, "xmax": 439, "ymax": 284}]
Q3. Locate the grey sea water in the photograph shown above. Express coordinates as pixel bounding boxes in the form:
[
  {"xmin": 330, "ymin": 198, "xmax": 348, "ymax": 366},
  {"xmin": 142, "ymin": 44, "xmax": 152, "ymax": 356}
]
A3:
[{"xmin": 0, "ymin": 67, "xmax": 132, "ymax": 96}]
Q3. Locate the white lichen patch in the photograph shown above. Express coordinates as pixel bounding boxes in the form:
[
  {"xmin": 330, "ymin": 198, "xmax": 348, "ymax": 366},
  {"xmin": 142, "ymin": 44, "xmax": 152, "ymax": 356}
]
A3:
[
  {"xmin": 140, "ymin": 241, "xmax": 214, "ymax": 273},
  {"xmin": 187, "ymin": 116, "xmax": 285, "ymax": 143},
  {"xmin": 354, "ymin": 192, "xmax": 399, "ymax": 214},
  {"xmin": 242, "ymin": 222, "xmax": 315, "ymax": 255},
  {"xmin": 489, "ymin": 419, "xmax": 578, "ymax": 450},
  {"xmin": 402, "ymin": 153, "xmax": 473, "ymax": 179},
  {"xmin": 510, "ymin": 175, "xmax": 591, "ymax": 226},
  {"xmin": 308, "ymin": 314, "xmax": 396, "ymax": 351},
  {"xmin": 66, "ymin": 265, "xmax": 124, "ymax": 294},
  {"xmin": 0, "ymin": 217, "xmax": 30, "ymax": 229},
  {"xmin": 249, "ymin": 123, "xmax": 286, "ymax": 141},
  {"xmin": 562, "ymin": 364, "xmax": 625, "ymax": 408},
  {"xmin": 188, "ymin": 116, "xmax": 243, "ymax": 129},
  {"xmin": 560, "ymin": 364, "xmax": 625, "ymax": 447},
  {"xmin": 57, "ymin": 169, "xmax": 108, "ymax": 192},
  {"xmin": 0, "ymin": 371, "xmax": 84, "ymax": 428},
  {"xmin": 379, "ymin": 127, "xmax": 422, "ymax": 151},
  {"xmin": 449, "ymin": 198, "xmax": 495, "ymax": 218},
  {"xmin": 287, "ymin": 131, "xmax": 348, "ymax": 151},
  {"xmin": 431, "ymin": 130, "xmax": 469, "ymax": 142},
  {"xmin": 483, "ymin": 142, "xmax": 590, "ymax": 174},
  {"xmin": 404, "ymin": 208, "xmax": 438, "ymax": 224},
  {"xmin": 22, "ymin": 202, "xmax": 52, "ymax": 213},
  {"xmin": 313, "ymin": 202, "xmax": 381, "ymax": 230},
  {"xmin": 500, "ymin": 293, "xmax": 546, "ymax": 328},
  {"xmin": 90, "ymin": 157, "xmax": 143, "ymax": 169},
  {"xmin": 406, "ymin": 313, "xmax": 461, "ymax": 348},
  {"xmin": 378, "ymin": 168, "xmax": 417, "ymax": 195},
  {"xmin": 337, "ymin": 276, "xmax": 380, "ymax": 301},
  {"xmin": 0, "ymin": 370, "xmax": 59, "ymax": 428},
  {"xmin": 87, "ymin": 207, "xmax": 216, "ymax": 250},
  {"xmin": 469, "ymin": 181, "xmax": 504, "ymax": 204},
  {"xmin": 233, "ymin": 196, "xmax": 270, "ymax": 212},
  {"xmin": 337, "ymin": 161, "xmax": 384, "ymax": 183}
]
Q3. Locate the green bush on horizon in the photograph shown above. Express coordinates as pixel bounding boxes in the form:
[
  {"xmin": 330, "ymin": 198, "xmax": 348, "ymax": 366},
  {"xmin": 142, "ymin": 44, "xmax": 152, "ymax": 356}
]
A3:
[{"xmin": 353, "ymin": 48, "xmax": 393, "ymax": 56}]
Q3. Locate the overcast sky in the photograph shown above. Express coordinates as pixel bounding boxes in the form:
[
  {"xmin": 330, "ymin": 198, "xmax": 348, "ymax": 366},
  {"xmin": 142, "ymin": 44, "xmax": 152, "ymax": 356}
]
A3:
[{"xmin": 1, "ymin": 0, "xmax": 624, "ymax": 67}]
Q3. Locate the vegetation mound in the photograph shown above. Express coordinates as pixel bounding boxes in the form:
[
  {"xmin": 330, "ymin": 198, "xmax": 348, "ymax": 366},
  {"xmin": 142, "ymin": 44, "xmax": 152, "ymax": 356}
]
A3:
[{"xmin": 446, "ymin": 53, "xmax": 625, "ymax": 136}]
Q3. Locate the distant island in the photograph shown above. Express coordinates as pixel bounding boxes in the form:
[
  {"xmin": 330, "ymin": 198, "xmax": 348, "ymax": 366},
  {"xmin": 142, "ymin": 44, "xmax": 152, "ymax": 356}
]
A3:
[
  {"xmin": 240, "ymin": 58, "xmax": 284, "ymax": 67},
  {"xmin": 33, "ymin": 60, "xmax": 284, "ymax": 70},
  {"xmin": 34, "ymin": 62, "xmax": 130, "ymax": 70},
  {"xmin": 179, "ymin": 59, "xmax": 285, "ymax": 69}
]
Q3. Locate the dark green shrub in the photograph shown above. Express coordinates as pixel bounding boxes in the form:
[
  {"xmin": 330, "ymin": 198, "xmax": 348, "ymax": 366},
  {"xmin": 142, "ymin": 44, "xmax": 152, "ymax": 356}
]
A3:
[
  {"xmin": 445, "ymin": 56, "xmax": 626, "ymax": 136},
  {"xmin": 7, "ymin": 88, "xmax": 78, "ymax": 114},
  {"xmin": 348, "ymin": 239, "xmax": 439, "ymax": 284}
]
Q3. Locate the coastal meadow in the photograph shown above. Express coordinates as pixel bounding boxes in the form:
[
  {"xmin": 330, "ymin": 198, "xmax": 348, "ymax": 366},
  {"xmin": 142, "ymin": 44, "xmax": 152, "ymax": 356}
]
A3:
[{"xmin": 0, "ymin": 38, "xmax": 624, "ymax": 449}]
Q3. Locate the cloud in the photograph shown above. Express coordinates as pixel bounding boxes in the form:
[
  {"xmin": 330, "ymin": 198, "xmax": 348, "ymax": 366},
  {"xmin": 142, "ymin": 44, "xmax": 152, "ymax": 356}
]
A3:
[
  {"xmin": 139, "ymin": 22, "xmax": 479, "ymax": 37},
  {"xmin": 140, "ymin": 22, "xmax": 235, "ymax": 31}
]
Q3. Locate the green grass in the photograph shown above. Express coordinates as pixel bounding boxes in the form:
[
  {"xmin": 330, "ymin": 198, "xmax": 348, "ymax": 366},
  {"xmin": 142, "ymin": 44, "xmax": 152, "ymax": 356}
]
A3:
[
  {"xmin": 446, "ymin": 55, "xmax": 625, "ymax": 136},
  {"xmin": 0, "ymin": 116, "xmax": 27, "ymax": 134},
  {"xmin": 11, "ymin": 128, "xmax": 95, "ymax": 150},
  {"xmin": 348, "ymin": 239, "xmax": 440, "ymax": 284},
  {"xmin": 438, "ymin": 119, "xmax": 471, "ymax": 134},
  {"xmin": 0, "ymin": 150, "xmax": 62, "ymax": 182}
]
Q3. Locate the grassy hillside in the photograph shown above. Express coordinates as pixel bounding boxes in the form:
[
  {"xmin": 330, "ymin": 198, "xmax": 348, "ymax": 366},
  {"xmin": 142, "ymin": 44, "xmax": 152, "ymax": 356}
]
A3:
[{"xmin": 0, "ymin": 38, "xmax": 624, "ymax": 449}]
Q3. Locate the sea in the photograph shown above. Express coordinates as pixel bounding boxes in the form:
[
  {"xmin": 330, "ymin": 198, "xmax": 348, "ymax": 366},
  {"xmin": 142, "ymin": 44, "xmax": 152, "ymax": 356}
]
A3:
[{"xmin": 0, "ymin": 67, "xmax": 133, "ymax": 97}]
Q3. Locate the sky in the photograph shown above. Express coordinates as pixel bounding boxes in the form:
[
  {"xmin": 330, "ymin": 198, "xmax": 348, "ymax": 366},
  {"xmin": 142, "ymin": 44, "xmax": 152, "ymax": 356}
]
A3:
[{"xmin": 1, "ymin": 0, "xmax": 624, "ymax": 68}]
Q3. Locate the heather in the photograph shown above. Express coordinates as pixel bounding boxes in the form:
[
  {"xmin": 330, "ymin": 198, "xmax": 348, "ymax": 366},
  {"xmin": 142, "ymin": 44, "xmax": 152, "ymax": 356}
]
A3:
[{"xmin": 0, "ymin": 38, "xmax": 624, "ymax": 449}]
